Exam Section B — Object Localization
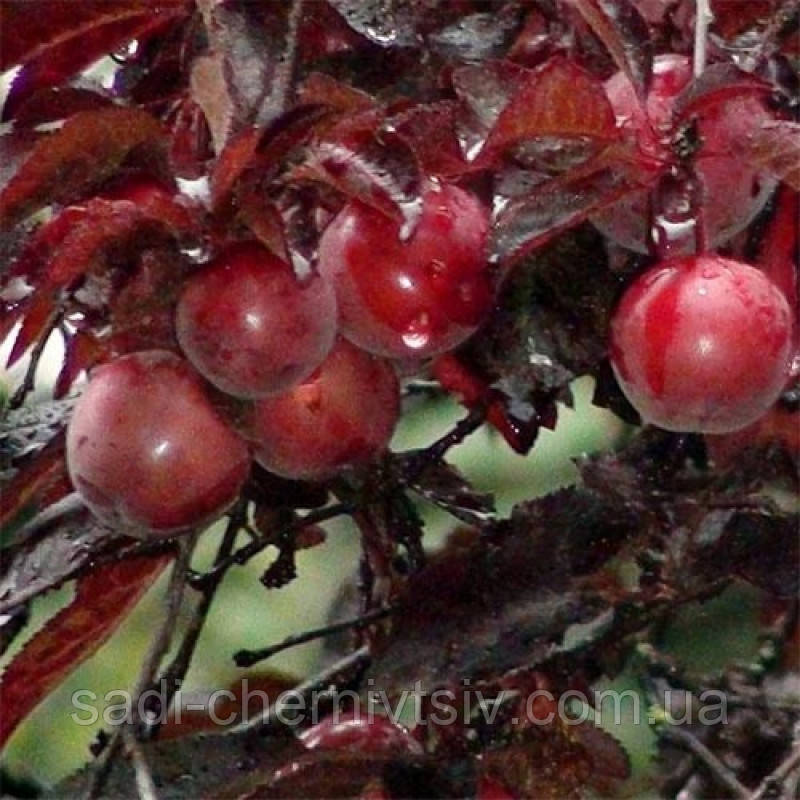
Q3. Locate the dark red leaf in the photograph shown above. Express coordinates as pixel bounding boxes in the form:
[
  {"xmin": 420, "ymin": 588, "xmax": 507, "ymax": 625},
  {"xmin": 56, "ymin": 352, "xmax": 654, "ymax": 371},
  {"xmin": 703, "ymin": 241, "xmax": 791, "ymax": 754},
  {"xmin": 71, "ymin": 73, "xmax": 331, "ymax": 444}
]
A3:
[
  {"xmin": 297, "ymin": 72, "xmax": 375, "ymax": 113},
  {"xmin": 0, "ymin": 0, "xmax": 186, "ymax": 71},
  {"xmin": 0, "ymin": 108, "xmax": 167, "ymax": 228},
  {"xmin": 6, "ymin": 291, "xmax": 60, "ymax": 369},
  {"xmin": 674, "ymin": 62, "xmax": 773, "ymax": 123},
  {"xmin": 453, "ymin": 59, "xmax": 525, "ymax": 162},
  {"xmin": 55, "ymin": 331, "xmax": 109, "ymax": 400},
  {"xmin": 391, "ymin": 102, "xmax": 472, "ymax": 178},
  {"xmin": 0, "ymin": 434, "xmax": 69, "ymax": 544},
  {"xmin": 757, "ymin": 186, "xmax": 798, "ymax": 311},
  {"xmin": 566, "ymin": 0, "xmax": 653, "ymax": 99},
  {"xmin": 0, "ymin": 554, "xmax": 170, "ymax": 747},
  {"xmin": 164, "ymin": 96, "xmax": 214, "ymax": 179},
  {"xmin": 489, "ymin": 153, "xmax": 653, "ymax": 268},
  {"xmin": 736, "ymin": 120, "xmax": 800, "ymax": 190},
  {"xmin": 1, "ymin": 7, "xmax": 187, "ymax": 120},
  {"xmin": 298, "ymin": 110, "xmax": 424, "ymax": 232},
  {"xmin": 483, "ymin": 56, "xmax": 618, "ymax": 159},
  {"xmin": 10, "ymin": 87, "xmax": 115, "ymax": 127}
]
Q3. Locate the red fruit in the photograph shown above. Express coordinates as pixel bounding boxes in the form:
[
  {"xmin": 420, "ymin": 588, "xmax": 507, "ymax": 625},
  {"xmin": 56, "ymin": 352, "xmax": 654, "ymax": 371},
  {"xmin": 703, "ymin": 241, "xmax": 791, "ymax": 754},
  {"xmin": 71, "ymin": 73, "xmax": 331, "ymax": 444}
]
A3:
[
  {"xmin": 592, "ymin": 54, "xmax": 775, "ymax": 254},
  {"xmin": 318, "ymin": 183, "xmax": 492, "ymax": 359},
  {"xmin": 176, "ymin": 242, "xmax": 337, "ymax": 398},
  {"xmin": 246, "ymin": 339, "xmax": 399, "ymax": 481},
  {"xmin": 298, "ymin": 712, "xmax": 423, "ymax": 756},
  {"xmin": 66, "ymin": 350, "xmax": 250, "ymax": 536},
  {"xmin": 609, "ymin": 254, "xmax": 793, "ymax": 433}
]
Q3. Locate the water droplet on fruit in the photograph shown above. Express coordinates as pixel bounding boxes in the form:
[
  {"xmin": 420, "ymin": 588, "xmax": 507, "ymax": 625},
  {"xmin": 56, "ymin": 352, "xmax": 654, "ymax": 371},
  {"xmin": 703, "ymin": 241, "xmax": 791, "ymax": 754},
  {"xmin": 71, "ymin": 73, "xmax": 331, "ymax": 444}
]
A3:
[{"xmin": 402, "ymin": 313, "xmax": 432, "ymax": 350}]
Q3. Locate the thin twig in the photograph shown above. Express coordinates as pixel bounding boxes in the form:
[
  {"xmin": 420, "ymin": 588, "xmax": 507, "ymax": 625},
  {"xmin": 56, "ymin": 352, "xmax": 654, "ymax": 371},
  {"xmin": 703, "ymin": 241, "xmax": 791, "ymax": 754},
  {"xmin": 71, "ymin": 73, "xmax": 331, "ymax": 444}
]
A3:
[
  {"xmin": 661, "ymin": 727, "xmax": 749, "ymax": 799},
  {"xmin": 142, "ymin": 508, "xmax": 247, "ymax": 739},
  {"xmin": 243, "ymin": 645, "xmax": 372, "ymax": 735},
  {"xmin": 85, "ymin": 535, "xmax": 197, "ymax": 799},
  {"xmin": 190, "ymin": 503, "xmax": 352, "ymax": 587},
  {"xmin": 403, "ymin": 408, "xmax": 486, "ymax": 483},
  {"xmin": 693, "ymin": 0, "xmax": 713, "ymax": 79},
  {"xmin": 234, "ymin": 606, "xmax": 395, "ymax": 668},
  {"xmin": 749, "ymin": 743, "xmax": 800, "ymax": 800},
  {"xmin": 122, "ymin": 727, "xmax": 159, "ymax": 800}
]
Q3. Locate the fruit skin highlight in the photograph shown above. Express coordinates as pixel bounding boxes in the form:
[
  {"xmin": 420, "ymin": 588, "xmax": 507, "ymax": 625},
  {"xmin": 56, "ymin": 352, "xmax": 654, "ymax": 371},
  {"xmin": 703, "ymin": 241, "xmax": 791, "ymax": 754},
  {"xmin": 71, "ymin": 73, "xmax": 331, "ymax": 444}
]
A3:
[
  {"xmin": 67, "ymin": 350, "xmax": 250, "ymax": 536},
  {"xmin": 318, "ymin": 183, "xmax": 492, "ymax": 360},
  {"xmin": 592, "ymin": 54, "xmax": 776, "ymax": 254},
  {"xmin": 609, "ymin": 254, "xmax": 793, "ymax": 433},
  {"xmin": 176, "ymin": 242, "xmax": 337, "ymax": 399},
  {"xmin": 246, "ymin": 339, "xmax": 400, "ymax": 481}
]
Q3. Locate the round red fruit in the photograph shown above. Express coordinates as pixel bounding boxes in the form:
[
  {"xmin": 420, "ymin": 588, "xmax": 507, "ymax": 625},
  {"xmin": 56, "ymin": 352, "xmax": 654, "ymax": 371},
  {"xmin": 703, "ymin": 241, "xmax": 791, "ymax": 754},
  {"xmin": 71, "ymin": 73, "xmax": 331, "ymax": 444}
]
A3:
[
  {"xmin": 592, "ymin": 54, "xmax": 775, "ymax": 254},
  {"xmin": 246, "ymin": 339, "xmax": 399, "ymax": 481},
  {"xmin": 67, "ymin": 350, "xmax": 250, "ymax": 536},
  {"xmin": 298, "ymin": 712, "xmax": 423, "ymax": 756},
  {"xmin": 609, "ymin": 254, "xmax": 793, "ymax": 433},
  {"xmin": 176, "ymin": 242, "xmax": 337, "ymax": 398},
  {"xmin": 318, "ymin": 183, "xmax": 492, "ymax": 359}
]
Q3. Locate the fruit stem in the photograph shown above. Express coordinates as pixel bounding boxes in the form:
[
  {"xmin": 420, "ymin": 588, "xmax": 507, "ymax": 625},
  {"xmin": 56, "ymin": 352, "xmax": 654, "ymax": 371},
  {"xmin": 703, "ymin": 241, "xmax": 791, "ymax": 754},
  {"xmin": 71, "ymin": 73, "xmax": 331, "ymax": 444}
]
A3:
[{"xmin": 693, "ymin": 0, "xmax": 713, "ymax": 79}]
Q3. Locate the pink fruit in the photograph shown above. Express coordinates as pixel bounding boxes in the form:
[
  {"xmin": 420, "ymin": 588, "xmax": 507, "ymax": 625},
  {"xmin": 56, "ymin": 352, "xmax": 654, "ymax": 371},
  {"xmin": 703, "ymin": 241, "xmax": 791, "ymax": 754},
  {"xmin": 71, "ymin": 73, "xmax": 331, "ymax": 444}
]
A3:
[
  {"xmin": 176, "ymin": 242, "xmax": 337, "ymax": 398},
  {"xmin": 609, "ymin": 254, "xmax": 793, "ymax": 433},
  {"xmin": 67, "ymin": 350, "xmax": 250, "ymax": 535},
  {"xmin": 247, "ymin": 339, "xmax": 400, "ymax": 480},
  {"xmin": 318, "ymin": 183, "xmax": 492, "ymax": 359}
]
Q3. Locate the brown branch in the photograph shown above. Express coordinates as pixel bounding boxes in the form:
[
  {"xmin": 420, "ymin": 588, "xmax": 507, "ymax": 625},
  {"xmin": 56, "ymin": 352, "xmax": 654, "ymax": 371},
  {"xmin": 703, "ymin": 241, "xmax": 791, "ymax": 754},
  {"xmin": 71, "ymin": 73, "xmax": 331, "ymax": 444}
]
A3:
[
  {"xmin": 86, "ymin": 535, "xmax": 197, "ymax": 799},
  {"xmin": 234, "ymin": 606, "xmax": 395, "ymax": 668},
  {"xmin": 660, "ymin": 727, "xmax": 749, "ymax": 800}
]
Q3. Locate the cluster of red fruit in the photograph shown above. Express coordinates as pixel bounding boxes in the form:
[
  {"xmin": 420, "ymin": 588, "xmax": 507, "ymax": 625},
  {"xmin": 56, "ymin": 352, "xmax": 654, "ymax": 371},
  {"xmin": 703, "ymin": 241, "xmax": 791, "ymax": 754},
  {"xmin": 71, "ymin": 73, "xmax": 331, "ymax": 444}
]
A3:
[
  {"xmin": 66, "ymin": 183, "xmax": 494, "ymax": 537},
  {"xmin": 602, "ymin": 55, "xmax": 794, "ymax": 434},
  {"xmin": 65, "ymin": 54, "xmax": 795, "ymax": 539}
]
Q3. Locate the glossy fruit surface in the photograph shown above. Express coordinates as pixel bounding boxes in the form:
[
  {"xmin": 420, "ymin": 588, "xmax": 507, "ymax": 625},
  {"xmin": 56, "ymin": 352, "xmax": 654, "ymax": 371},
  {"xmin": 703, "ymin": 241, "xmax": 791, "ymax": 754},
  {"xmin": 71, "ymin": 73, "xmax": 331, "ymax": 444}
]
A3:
[
  {"xmin": 318, "ymin": 183, "xmax": 491, "ymax": 359},
  {"xmin": 247, "ymin": 339, "xmax": 399, "ymax": 480},
  {"xmin": 592, "ymin": 54, "xmax": 775, "ymax": 254},
  {"xmin": 176, "ymin": 242, "xmax": 337, "ymax": 398},
  {"xmin": 298, "ymin": 712, "xmax": 423, "ymax": 756},
  {"xmin": 609, "ymin": 254, "xmax": 793, "ymax": 433},
  {"xmin": 67, "ymin": 350, "xmax": 250, "ymax": 535}
]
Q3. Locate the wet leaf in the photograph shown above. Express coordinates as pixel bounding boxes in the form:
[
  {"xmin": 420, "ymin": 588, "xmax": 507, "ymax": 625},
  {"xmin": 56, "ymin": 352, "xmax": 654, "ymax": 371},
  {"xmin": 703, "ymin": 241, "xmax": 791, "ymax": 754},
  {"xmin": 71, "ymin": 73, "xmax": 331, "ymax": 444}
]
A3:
[
  {"xmin": 0, "ymin": 554, "xmax": 170, "ymax": 747},
  {"xmin": 489, "ymin": 156, "xmax": 648, "ymax": 268},
  {"xmin": 673, "ymin": 62, "xmax": 773, "ymax": 122},
  {"xmin": 483, "ymin": 56, "xmax": 618, "ymax": 161},
  {"xmin": 0, "ymin": 434, "xmax": 70, "ymax": 548},
  {"xmin": 1, "ymin": 7, "xmax": 186, "ymax": 120},
  {"xmin": 566, "ymin": 0, "xmax": 653, "ymax": 99},
  {"xmin": 0, "ymin": 107, "xmax": 167, "ymax": 228},
  {"xmin": 0, "ymin": 509, "xmax": 118, "ymax": 615},
  {"xmin": 736, "ymin": 120, "xmax": 800, "ymax": 190},
  {"xmin": 299, "ymin": 111, "xmax": 424, "ymax": 234}
]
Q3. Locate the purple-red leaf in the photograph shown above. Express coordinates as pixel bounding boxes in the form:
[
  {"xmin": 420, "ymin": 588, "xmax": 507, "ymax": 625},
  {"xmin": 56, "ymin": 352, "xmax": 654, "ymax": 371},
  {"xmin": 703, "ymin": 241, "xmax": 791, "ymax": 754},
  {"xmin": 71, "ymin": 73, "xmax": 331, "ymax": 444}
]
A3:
[
  {"xmin": 298, "ymin": 111, "xmax": 424, "ymax": 232},
  {"xmin": 0, "ymin": 108, "xmax": 167, "ymax": 228},
  {"xmin": 391, "ymin": 102, "xmax": 472, "ymax": 178},
  {"xmin": 566, "ymin": 0, "xmax": 653, "ymax": 99},
  {"xmin": 0, "ymin": 554, "xmax": 171, "ymax": 748},
  {"xmin": 736, "ymin": 120, "xmax": 800, "ymax": 190},
  {"xmin": 483, "ymin": 56, "xmax": 618, "ymax": 158},
  {"xmin": 0, "ymin": 434, "xmax": 70, "ymax": 541},
  {"xmin": 10, "ymin": 87, "xmax": 115, "ymax": 127},
  {"xmin": 490, "ymin": 153, "xmax": 652, "ymax": 268},
  {"xmin": 674, "ymin": 62, "xmax": 773, "ymax": 123},
  {"xmin": 0, "ymin": 4, "xmax": 187, "ymax": 119}
]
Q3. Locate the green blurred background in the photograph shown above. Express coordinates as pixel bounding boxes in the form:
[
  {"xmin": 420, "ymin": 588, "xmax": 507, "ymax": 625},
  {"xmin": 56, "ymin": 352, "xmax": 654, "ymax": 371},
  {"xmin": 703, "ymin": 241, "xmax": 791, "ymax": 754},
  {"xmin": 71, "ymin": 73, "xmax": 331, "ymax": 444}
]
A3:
[{"xmin": 0, "ymin": 378, "xmax": 764, "ymax": 793}]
